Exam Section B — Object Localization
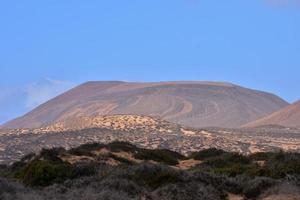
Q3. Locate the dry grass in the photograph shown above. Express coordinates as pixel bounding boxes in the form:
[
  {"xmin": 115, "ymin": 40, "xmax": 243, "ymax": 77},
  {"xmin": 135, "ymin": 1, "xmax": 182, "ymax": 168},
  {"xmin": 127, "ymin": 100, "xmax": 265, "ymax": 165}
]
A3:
[{"xmin": 176, "ymin": 159, "xmax": 202, "ymax": 170}]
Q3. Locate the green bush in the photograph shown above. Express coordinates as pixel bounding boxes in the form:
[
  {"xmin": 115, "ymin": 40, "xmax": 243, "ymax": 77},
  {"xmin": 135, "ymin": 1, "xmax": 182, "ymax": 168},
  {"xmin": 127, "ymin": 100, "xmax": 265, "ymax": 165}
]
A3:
[
  {"xmin": 189, "ymin": 148, "xmax": 226, "ymax": 161},
  {"xmin": 193, "ymin": 172, "xmax": 244, "ymax": 194},
  {"xmin": 130, "ymin": 164, "xmax": 184, "ymax": 189},
  {"xmin": 14, "ymin": 160, "xmax": 98, "ymax": 187},
  {"xmin": 243, "ymin": 177, "xmax": 276, "ymax": 199},
  {"xmin": 134, "ymin": 149, "xmax": 179, "ymax": 165},
  {"xmin": 212, "ymin": 164, "xmax": 261, "ymax": 177},
  {"xmin": 249, "ymin": 152, "xmax": 275, "ymax": 161},
  {"xmin": 194, "ymin": 153, "xmax": 254, "ymax": 177},
  {"xmin": 0, "ymin": 164, "xmax": 9, "ymax": 178},
  {"xmin": 157, "ymin": 149, "xmax": 186, "ymax": 160},
  {"xmin": 71, "ymin": 163, "xmax": 97, "ymax": 178},
  {"xmin": 110, "ymin": 154, "xmax": 134, "ymax": 165},
  {"xmin": 202, "ymin": 153, "xmax": 251, "ymax": 168},
  {"xmin": 68, "ymin": 143, "xmax": 105, "ymax": 156},
  {"xmin": 10, "ymin": 161, "xmax": 27, "ymax": 172},
  {"xmin": 4, "ymin": 141, "xmax": 300, "ymax": 192},
  {"xmin": 107, "ymin": 141, "xmax": 138, "ymax": 153},
  {"xmin": 15, "ymin": 160, "xmax": 72, "ymax": 186},
  {"xmin": 264, "ymin": 152, "xmax": 300, "ymax": 178},
  {"xmin": 39, "ymin": 148, "xmax": 65, "ymax": 162},
  {"xmin": 20, "ymin": 153, "xmax": 36, "ymax": 163}
]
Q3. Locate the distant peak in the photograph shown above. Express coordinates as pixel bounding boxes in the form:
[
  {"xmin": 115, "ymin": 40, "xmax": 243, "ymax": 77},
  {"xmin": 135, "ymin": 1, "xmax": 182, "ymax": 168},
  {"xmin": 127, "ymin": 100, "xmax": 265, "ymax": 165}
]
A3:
[
  {"xmin": 158, "ymin": 81, "xmax": 236, "ymax": 87},
  {"xmin": 81, "ymin": 81, "xmax": 126, "ymax": 85},
  {"xmin": 80, "ymin": 80, "xmax": 236, "ymax": 87}
]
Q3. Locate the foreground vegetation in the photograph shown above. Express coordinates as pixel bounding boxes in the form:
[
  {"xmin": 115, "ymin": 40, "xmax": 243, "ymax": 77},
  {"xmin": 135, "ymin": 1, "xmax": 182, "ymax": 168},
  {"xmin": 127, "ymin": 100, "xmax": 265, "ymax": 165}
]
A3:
[{"xmin": 0, "ymin": 142, "xmax": 300, "ymax": 200}]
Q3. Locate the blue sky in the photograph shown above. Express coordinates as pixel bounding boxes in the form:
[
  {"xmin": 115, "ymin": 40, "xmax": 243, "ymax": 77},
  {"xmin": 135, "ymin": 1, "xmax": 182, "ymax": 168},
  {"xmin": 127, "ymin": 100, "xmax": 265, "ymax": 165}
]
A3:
[{"xmin": 0, "ymin": 0, "xmax": 299, "ymax": 124}]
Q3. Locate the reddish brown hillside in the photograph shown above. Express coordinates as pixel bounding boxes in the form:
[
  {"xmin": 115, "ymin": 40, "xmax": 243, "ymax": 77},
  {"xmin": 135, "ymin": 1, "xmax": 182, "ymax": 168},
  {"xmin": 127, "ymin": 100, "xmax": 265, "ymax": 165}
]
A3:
[
  {"xmin": 2, "ymin": 81, "xmax": 288, "ymax": 129},
  {"xmin": 243, "ymin": 100, "xmax": 300, "ymax": 128}
]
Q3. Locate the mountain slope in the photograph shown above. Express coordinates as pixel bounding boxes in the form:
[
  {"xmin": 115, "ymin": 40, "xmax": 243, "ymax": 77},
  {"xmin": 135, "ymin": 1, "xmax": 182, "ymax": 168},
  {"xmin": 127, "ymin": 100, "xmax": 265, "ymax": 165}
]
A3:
[
  {"xmin": 2, "ymin": 81, "xmax": 288, "ymax": 129},
  {"xmin": 243, "ymin": 100, "xmax": 300, "ymax": 128}
]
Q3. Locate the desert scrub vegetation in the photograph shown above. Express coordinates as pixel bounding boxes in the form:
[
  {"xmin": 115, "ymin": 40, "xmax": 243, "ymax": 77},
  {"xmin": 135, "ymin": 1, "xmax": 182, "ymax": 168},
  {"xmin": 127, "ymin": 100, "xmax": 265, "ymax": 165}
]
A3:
[
  {"xmin": 1, "ymin": 142, "xmax": 300, "ymax": 200},
  {"xmin": 13, "ymin": 159, "xmax": 97, "ymax": 186},
  {"xmin": 14, "ymin": 160, "xmax": 73, "ymax": 186},
  {"xmin": 70, "ymin": 141, "xmax": 184, "ymax": 165},
  {"xmin": 2, "ymin": 163, "xmax": 299, "ymax": 200},
  {"xmin": 189, "ymin": 148, "xmax": 226, "ymax": 161},
  {"xmin": 134, "ymin": 149, "xmax": 181, "ymax": 165},
  {"xmin": 106, "ymin": 141, "xmax": 139, "ymax": 153},
  {"xmin": 5, "ymin": 147, "xmax": 98, "ymax": 186},
  {"xmin": 68, "ymin": 143, "xmax": 105, "ymax": 156},
  {"xmin": 190, "ymin": 149, "xmax": 300, "ymax": 179},
  {"xmin": 128, "ymin": 164, "xmax": 185, "ymax": 188}
]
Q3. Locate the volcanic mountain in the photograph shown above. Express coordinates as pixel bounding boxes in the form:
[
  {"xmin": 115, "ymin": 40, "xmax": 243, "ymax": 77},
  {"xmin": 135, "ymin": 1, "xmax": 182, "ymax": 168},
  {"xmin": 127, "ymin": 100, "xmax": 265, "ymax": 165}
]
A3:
[
  {"xmin": 2, "ymin": 81, "xmax": 288, "ymax": 129},
  {"xmin": 244, "ymin": 100, "xmax": 300, "ymax": 128}
]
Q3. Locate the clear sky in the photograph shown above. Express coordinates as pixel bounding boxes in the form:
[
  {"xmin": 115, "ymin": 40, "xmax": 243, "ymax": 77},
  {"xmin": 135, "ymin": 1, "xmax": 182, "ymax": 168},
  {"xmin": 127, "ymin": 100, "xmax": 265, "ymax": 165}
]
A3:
[{"xmin": 0, "ymin": 0, "xmax": 299, "ymax": 124}]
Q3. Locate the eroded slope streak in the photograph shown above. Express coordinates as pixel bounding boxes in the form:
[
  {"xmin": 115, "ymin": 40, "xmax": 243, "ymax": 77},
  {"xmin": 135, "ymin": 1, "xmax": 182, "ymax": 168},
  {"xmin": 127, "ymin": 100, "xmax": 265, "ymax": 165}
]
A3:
[{"xmin": 3, "ymin": 81, "xmax": 288, "ymax": 128}]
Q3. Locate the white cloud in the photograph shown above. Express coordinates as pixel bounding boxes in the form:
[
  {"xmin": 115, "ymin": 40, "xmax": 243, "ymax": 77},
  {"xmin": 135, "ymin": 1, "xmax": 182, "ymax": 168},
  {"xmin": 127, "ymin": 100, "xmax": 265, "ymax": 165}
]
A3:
[
  {"xmin": 0, "ymin": 78, "xmax": 76, "ymax": 124},
  {"xmin": 25, "ymin": 78, "xmax": 75, "ymax": 109}
]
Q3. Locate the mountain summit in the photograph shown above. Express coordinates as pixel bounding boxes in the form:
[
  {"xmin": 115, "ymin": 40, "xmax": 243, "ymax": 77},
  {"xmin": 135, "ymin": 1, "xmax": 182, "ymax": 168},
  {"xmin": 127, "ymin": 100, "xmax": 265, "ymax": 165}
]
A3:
[{"xmin": 2, "ymin": 81, "xmax": 288, "ymax": 129}]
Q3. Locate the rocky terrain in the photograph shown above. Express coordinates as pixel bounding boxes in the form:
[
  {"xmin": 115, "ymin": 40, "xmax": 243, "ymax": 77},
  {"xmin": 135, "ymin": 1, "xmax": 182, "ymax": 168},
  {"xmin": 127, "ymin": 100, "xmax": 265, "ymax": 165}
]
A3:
[
  {"xmin": 244, "ymin": 100, "xmax": 300, "ymax": 128},
  {"xmin": 1, "ymin": 115, "xmax": 300, "ymax": 164},
  {"xmin": 2, "ymin": 81, "xmax": 288, "ymax": 129},
  {"xmin": 1, "ymin": 141, "xmax": 300, "ymax": 200}
]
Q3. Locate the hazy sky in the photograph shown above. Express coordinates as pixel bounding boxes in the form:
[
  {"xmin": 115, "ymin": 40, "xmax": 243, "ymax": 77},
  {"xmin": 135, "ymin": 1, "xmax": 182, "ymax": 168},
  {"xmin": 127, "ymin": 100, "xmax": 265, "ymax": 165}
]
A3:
[{"xmin": 0, "ymin": 0, "xmax": 299, "ymax": 124}]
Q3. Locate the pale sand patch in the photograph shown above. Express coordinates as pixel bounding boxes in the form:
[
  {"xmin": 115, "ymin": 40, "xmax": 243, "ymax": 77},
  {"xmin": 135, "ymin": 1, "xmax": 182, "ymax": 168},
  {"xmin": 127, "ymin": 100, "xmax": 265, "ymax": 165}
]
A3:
[
  {"xmin": 112, "ymin": 151, "xmax": 143, "ymax": 163},
  {"xmin": 227, "ymin": 193, "xmax": 244, "ymax": 200},
  {"xmin": 158, "ymin": 128, "xmax": 173, "ymax": 133},
  {"xmin": 60, "ymin": 152, "xmax": 121, "ymax": 166},
  {"xmin": 176, "ymin": 159, "xmax": 202, "ymax": 170},
  {"xmin": 60, "ymin": 155, "xmax": 95, "ymax": 165},
  {"xmin": 255, "ymin": 161, "xmax": 266, "ymax": 167},
  {"xmin": 0, "ymin": 144, "xmax": 6, "ymax": 151},
  {"xmin": 248, "ymin": 145, "xmax": 262, "ymax": 154},
  {"xmin": 92, "ymin": 148, "xmax": 110, "ymax": 156},
  {"xmin": 280, "ymin": 143, "xmax": 300, "ymax": 151},
  {"xmin": 105, "ymin": 158, "xmax": 121, "ymax": 166},
  {"xmin": 113, "ymin": 151, "xmax": 159, "ymax": 165},
  {"xmin": 181, "ymin": 128, "xmax": 196, "ymax": 135},
  {"xmin": 200, "ymin": 130, "xmax": 213, "ymax": 137}
]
